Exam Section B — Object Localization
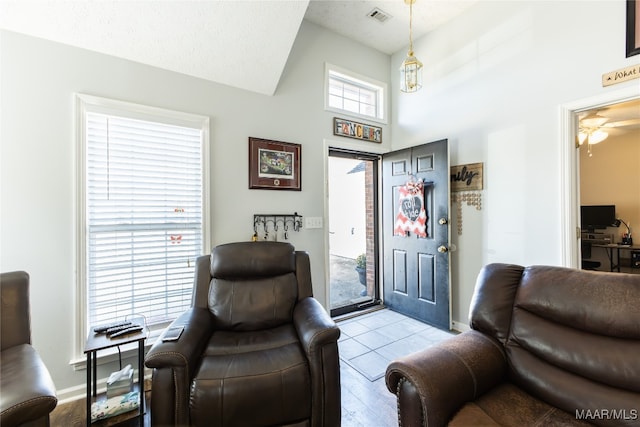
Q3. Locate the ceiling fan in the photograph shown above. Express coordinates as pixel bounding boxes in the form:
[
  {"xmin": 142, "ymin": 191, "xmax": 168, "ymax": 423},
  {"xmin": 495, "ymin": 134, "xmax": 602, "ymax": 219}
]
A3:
[{"xmin": 578, "ymin": 109, "xmax": 640, "ymax": 156}]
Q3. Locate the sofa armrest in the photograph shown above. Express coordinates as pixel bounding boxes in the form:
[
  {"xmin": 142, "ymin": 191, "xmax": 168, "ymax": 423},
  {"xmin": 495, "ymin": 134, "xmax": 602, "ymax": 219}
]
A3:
[
  {"xmin": 293, "ymin": 297, "xmax": 340, "ymax": 354},
  {"xmin": 0, "ymin": 344, "xmax": 57, "ymax": 426},
  {"xmin": 385, "ymin": 330, "xmax": 507, "ymax": 427},
  {"xmin": 0, "ymin": 271, "xmax": 32, "ymax": 350}
]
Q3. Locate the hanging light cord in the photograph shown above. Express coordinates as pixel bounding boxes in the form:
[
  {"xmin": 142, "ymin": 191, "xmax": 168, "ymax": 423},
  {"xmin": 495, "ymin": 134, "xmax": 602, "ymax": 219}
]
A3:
[{"xmin": 408, "ymin": 0, "xmax": 414, "ymax": 55}]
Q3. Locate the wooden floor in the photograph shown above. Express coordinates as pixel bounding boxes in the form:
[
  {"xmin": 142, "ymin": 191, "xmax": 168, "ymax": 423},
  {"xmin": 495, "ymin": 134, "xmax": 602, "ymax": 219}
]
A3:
[{"xmin": 51, "ymin": 308, "xmax": 454, "ymax": 427}]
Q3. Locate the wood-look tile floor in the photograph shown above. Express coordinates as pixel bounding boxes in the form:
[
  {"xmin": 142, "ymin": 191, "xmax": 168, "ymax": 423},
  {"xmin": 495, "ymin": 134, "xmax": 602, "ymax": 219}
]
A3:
[{"xmin": 51, "ymin": 308, "xmax": 455, "ymax": 427}]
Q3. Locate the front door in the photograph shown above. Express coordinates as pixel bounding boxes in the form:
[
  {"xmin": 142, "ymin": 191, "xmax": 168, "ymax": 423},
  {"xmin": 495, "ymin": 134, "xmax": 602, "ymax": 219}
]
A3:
[{"xmin": 382, "ymin": 140, "xmax": 450, "ymax": 329}]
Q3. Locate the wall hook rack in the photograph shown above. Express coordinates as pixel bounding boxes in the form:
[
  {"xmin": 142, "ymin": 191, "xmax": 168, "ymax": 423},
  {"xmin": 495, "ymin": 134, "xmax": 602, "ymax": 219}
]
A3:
[{"xmin": 253, "ymin": 213, "xmax": 303, "ymax": 241}]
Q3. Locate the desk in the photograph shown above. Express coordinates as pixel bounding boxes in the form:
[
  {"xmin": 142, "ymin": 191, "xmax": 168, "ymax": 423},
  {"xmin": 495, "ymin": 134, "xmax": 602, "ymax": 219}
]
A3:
[
  {"xmin": 592, "ymin": 244, "xmax": 640, "ymax": 272},
  {"xmin": 84, "ymin": 328, "xmax": 147, "ymax": 426}
]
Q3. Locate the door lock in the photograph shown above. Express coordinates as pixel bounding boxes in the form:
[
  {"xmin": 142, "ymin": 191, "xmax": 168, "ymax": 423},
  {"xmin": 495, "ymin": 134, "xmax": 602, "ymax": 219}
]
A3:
[
  {"xmin": 437, "ymin": 245, "xmax": 449, "ymax": 253},
  {"xmin": 438, "ymin": 218, "xmax": 448, "ymax": 225}
]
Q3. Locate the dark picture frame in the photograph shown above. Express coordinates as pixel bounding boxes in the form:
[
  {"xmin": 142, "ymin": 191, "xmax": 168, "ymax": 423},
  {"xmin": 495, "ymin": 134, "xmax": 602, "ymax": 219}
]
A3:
[
  {"xmin": 627, "ymin": 0, "xmax": 640, "ymax": 57},
  {"xmin": 249, "ymin": 137, "xmax": 301, "ymax": 191}
]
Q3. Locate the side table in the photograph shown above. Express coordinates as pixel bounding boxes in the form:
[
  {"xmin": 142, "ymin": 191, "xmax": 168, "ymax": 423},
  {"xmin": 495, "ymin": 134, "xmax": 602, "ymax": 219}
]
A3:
[{"xmin": 84, "ymin": 328, "xmax": 148, "ymax": 426}]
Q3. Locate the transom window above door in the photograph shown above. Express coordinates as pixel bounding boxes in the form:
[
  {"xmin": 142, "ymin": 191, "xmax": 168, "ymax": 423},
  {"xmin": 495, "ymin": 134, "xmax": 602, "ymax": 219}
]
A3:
[{"xmin": 325, "ymin": 64, "xmax": 387, "ymax": 124}]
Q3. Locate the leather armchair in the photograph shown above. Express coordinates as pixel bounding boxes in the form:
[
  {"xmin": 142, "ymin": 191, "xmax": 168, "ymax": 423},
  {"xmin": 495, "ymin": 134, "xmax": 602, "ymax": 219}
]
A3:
[
  {"xmin": 145, "ymin": 242, "xmax": 341, "ymax": 427},
  {"xmin": 1, "ymin": 271, "xmax": 58, "ymax": 427},
  {"xmin": 386, "ymin": 264, "xmax": 640, "ymax": 426}
]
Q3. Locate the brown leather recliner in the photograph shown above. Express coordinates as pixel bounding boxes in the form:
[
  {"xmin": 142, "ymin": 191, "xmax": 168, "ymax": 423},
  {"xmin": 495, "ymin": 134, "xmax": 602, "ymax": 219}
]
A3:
[
  {"xmin": 1, "ymin": 271, "xmax": 58, "ymax": 427},
  {"xmin": 386, "ymin": 263, "xmax": 640, "ymax": 426},
  {"xmin": 145, "ymin": 242, "xmax": 341, "ymax": 427}
]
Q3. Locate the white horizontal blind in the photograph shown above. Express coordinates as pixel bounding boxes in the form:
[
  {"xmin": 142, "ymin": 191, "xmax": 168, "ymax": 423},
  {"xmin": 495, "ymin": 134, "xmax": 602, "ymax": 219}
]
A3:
[{"xmin": 85, "ymin": 112, "xmax": 203, "ymax": 329}]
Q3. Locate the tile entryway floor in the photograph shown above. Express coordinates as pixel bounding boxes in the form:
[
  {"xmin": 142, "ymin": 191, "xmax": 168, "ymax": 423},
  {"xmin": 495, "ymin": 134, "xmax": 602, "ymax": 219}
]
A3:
[
  {"xmin": 338, "ymin": 308, "xmax": 455, "ymax": 381},
  {"xmin": 337, "ymin": 308, "xmax": 456, "ymax": 427}
]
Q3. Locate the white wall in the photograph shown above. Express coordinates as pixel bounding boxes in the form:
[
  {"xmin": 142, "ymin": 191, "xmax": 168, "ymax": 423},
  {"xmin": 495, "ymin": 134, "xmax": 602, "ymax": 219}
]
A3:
[
  {"xmin": 390, "ymin": 1, "xmax": 640, "ymax": 324},
  {"xmin": 0, "ymin": 21, "xmax": 391, "ymax": 396}
]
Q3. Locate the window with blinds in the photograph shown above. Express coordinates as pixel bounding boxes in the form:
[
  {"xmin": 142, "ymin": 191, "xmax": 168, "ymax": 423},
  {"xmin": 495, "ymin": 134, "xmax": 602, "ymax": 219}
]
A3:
[
  {"xmin": 77, "ymin": 95, "xmax": 209, "ymax": 337},
  {"xmin": 325, "ymin": 64, "xmax": 387, "ymax": 123}
]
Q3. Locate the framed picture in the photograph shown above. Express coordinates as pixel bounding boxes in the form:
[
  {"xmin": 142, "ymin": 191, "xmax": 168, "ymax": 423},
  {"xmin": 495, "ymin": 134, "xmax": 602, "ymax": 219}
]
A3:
[
  {"xmin": 627, "ymin": 0, "xmax": 640, "ymax": 57},
  {"xmin": 249, "ymin": 137, "xmax": 301, "ymax": 190},
  {"xmin": 333, "ymin": 117, "xmax": 382, "ymax": 143}
]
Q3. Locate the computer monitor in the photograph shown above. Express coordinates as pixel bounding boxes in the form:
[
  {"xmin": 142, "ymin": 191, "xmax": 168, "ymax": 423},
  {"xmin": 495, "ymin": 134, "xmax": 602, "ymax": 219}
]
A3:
[{"xmin": 580, "ymin": 205, "xmax": 616, "ymax": 232}]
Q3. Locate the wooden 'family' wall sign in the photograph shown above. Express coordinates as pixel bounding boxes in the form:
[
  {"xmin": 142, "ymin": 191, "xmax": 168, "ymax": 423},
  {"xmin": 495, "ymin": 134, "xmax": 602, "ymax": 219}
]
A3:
[{"xmin": 450, "ymin": 163, "xmax": 483, "ymax": 235}]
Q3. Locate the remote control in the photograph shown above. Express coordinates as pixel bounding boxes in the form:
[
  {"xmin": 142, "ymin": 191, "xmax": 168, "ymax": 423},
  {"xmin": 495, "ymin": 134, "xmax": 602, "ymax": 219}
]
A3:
[
  {"xmin": 106, "ymin": 324, "xmax": 136, "ymax": 335},
  {"xmin": 109, "ymin": 325, "xmax": 143, "ymax": 338},
  {"xmin": 162, "ymin": 326, "xmax": 184, "ymax": 342},
  {"xmin": 93, "ymin": 321, "xmax": 132, "ymax": 334}
]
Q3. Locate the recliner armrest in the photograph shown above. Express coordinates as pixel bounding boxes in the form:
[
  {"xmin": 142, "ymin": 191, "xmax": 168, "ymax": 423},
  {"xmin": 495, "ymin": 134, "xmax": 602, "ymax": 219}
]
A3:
[
  {"xmin": 293, "ymin": 297, "xmax": 342, "ymax": 427},
  {"xmin": 145, "ymin": 308, "xmax": 214, "ymax": 372},
  {"xmin": 385, "ymin": 330, "xmax": 507, "ymax": 427},
  {"xmin": 293, "ymin": 297, "xmax": 340, "ymax": 355}
]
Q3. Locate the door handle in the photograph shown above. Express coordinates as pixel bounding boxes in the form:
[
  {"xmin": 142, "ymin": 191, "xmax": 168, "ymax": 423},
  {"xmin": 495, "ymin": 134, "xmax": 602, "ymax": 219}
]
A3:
[
  {"xmin": 437, "ymin": 245, "xmax": 448, "ymax": 253},
  {"xmin": 438, "ymin": 218, "xmax": 448, "ymax": 225}
]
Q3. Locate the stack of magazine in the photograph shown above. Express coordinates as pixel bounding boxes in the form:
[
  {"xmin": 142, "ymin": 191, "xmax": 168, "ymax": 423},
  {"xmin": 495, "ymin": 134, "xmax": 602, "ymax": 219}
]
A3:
[{"xmin": 91, "ymin": 391, "xmax": 139, "ymax": 423}]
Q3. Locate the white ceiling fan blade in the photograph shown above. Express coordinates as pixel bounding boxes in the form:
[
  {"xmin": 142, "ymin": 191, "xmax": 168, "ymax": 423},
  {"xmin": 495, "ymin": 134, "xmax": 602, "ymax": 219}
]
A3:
[{"xmin": 601, "ymin": 118, "xmax": 640, "ymax": 128}]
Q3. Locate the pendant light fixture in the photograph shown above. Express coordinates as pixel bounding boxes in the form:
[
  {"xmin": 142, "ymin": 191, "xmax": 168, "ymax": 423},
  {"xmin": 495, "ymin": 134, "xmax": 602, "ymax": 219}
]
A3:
[{"xmin": 400, "ymin": 0, "xmax": 423, "ymax": 93}]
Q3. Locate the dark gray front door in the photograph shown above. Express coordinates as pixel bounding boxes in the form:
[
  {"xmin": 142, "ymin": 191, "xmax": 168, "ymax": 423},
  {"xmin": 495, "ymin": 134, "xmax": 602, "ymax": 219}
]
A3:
[{"xmin": 382, "ymin": 140, "xmax": 450, "ymax": 329}]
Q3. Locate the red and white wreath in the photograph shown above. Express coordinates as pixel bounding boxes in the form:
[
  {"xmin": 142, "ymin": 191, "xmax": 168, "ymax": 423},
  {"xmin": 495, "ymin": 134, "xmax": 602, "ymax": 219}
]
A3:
[{"xmin": 394, "ymin": 180, "xmax": 428, "ymax": 238}]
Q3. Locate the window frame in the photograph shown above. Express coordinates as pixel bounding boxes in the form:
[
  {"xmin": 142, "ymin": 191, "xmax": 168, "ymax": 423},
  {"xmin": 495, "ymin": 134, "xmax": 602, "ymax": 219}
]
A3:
[
  {"xmin": 74, "ymin": 94, "xmax": 210, "ymax": 361},
  {"xmin": 324, "ymin": 63, "xmax": 388, "ymax": 125}
]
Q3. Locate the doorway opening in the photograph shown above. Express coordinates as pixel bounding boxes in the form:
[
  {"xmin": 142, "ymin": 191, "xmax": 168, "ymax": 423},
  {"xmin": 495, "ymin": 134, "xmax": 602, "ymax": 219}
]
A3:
[
  {"xmin": 560, "ymin": 86, "xmax": 639, "ymax": 269},
  {"xmin": 576, "ymin": 98, "xmax": 640, "ymax": 273},
  {"xmin": 328, "ymin": 149, "xmax": 379, "ymax": 317}
]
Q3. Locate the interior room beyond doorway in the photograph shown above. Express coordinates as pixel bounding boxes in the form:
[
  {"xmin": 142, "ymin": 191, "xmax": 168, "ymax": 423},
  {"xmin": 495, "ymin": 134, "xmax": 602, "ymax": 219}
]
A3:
[{"xmin": 577, "ymin": 98, "xmax": 640, "ymax": 273}]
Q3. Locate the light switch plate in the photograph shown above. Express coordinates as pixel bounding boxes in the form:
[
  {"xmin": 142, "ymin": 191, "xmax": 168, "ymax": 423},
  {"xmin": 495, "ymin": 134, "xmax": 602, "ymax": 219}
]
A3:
[{"xmin": 305, "ymin": 217, "xmax": 323, "ymax": 229}]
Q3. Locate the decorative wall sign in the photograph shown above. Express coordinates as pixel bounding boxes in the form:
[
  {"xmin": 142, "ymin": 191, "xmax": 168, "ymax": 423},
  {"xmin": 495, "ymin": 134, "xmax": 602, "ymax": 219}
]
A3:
[
  {"xmin": 451, "ymin": 192, "xmax": 482, "ymax": 236},
  {"xmin": 602, "ymin": 63, "xmax": 640, "ymax": 87},
  {"xmin": 333, "ymin": 117, "xmax": 382, "ymax": 143},
  {"xmin": 450, "ymin": 162, "xmax": 483, "ymax": 192},
  {"xmin": 450, "ymin": 162, "xmax": 483, "ymax": 235},
  {"xmin": 627, "ymin": 0, "xmax": 640, "ymax": 57},
  {"xmin": 249, "ymin": 137, "xmax": 301, "ymax": 191}
]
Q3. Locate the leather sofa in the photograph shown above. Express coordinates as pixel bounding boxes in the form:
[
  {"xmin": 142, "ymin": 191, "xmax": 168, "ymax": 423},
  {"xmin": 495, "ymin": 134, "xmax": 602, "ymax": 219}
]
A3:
[
  {"xmin": 386, "ymin": 263, "xmax": 640, "ymax": 426},
  {"xmin": 1, "ymin": 271, "xmax": 58, "ymax": 427},
  {"xmin": 145, "ymin": 242, "xmax": 341, "ymax": 427}
]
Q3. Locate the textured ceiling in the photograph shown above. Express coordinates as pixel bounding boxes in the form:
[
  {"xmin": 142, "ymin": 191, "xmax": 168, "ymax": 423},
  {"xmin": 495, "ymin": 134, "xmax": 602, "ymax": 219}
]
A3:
[
  {"xmin": 0, "ymin": 0, "xmax": 310, "ymax": 96},
  {"xmin": 304, "ymin": 0, "xmax": 477, "ymax": 55},
  {"xmin": 2, "ymin": 0, "xmax": 638, "ymax": 133},
  {"xmin": 0, "ymin": 0, "xmax": 477, "ymax": 95}
]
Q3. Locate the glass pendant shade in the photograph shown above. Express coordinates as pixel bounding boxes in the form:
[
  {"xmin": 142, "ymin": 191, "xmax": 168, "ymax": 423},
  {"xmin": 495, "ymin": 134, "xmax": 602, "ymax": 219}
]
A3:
[
  {"xmin": 588, "ymin": 130, "xmax": 608, "ymax": 145},
  {"xmin": 578, "ymin": 131, "xmax": 587, "ymax": 145},
  {"xmin": 400, "ymin": 0, "xmax": 422, "ymax": 93},
  {"xmin": 400, "ymin": 52, "xmax": 423, "ymax": 93}
]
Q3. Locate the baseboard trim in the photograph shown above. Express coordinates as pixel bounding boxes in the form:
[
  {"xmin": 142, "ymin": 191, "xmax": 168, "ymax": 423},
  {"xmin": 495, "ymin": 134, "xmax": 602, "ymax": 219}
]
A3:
[
  {"xmin": 56, "ymin": 372, "xmax": 153, "ymax": 404},
  {"xmin": 452, "ymin": 320, "xmax": 471, "ymax": 333}
]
